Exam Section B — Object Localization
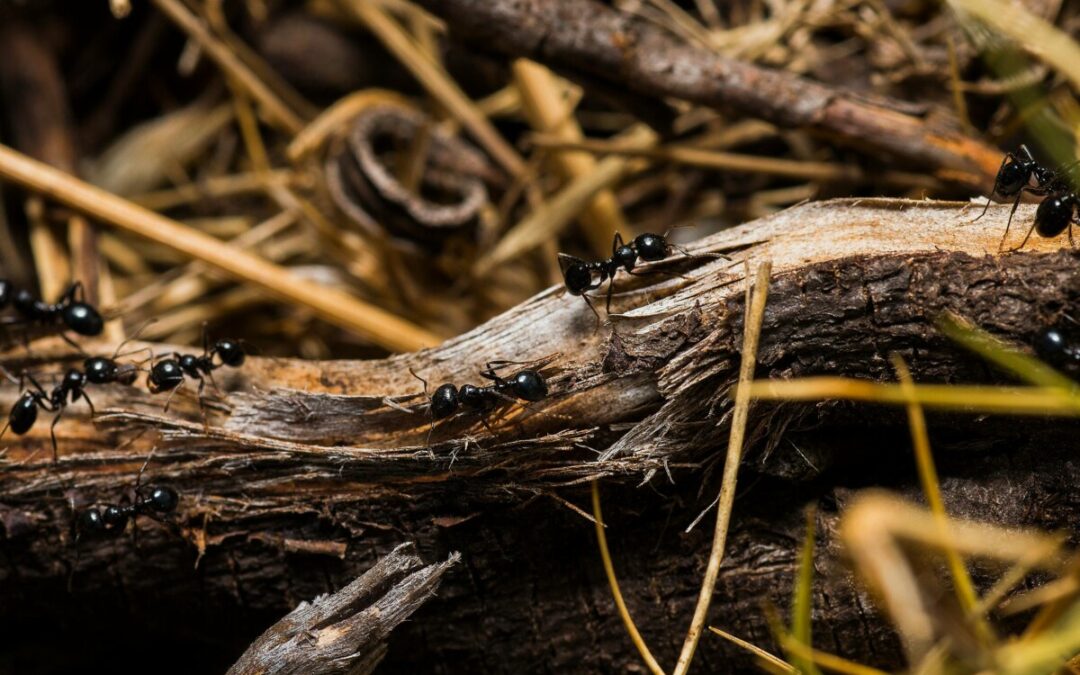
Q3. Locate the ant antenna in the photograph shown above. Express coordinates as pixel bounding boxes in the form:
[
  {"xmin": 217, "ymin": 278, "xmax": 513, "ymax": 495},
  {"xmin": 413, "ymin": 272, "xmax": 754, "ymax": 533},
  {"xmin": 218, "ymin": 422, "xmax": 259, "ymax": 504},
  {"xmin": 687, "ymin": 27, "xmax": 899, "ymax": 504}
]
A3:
[{"xmin": 408, "ymin": 368, "xmax": 437, "ymax": 445}]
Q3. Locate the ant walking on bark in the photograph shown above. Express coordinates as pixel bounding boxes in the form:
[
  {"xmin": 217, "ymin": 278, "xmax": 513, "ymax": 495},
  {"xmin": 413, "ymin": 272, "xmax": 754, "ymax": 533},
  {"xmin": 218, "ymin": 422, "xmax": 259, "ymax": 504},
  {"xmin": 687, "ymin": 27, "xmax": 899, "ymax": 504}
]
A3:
[
  {"xmin": 0, "ymin": 337, "xmax": 149, "ymax": 462},
  {"xmin": 410, "ymin": 361, "xmax": 549, "ymax": 444},
  {"xmin": 558, "ymin": 231, "xmax": 695, "ymax": 320},
  {"xmin": 147, "ymin": 325, "xmax": 247, "ymax": 415},
  {"xmin": 975, "ymin": 145, "xmax": 1080, "ymax": 251}
]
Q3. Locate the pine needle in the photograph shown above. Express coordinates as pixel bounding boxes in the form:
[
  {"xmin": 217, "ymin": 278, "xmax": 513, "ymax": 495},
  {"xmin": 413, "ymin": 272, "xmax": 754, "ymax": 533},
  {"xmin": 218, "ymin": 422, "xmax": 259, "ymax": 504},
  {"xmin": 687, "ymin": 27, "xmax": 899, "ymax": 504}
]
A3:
[{"xmin": 591, "ymin": 480, "xmax": 666, "ymax": 675}]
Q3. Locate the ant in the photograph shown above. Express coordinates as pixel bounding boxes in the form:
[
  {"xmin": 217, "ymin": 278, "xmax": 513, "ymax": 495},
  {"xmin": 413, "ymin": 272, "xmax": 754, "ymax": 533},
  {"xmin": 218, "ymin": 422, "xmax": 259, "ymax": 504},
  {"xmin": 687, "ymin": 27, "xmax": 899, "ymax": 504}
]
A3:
[
  {"xmin": 75, "ymin": 484, "xmax": 179, "ymax": 540},
  {"xmin": 1, "ymin": 339, "xmax": 147, "ymax": 461},
  {"xmin": 975, "ymin": 145, "xmax": 1080, "ymax": 251},
  {"xmin": 1, "ymin": 281, "xmax": 104, "ymax": 340},
  {"xmin": 147, "ymin": 329, "xmax": 246, "ymax": 412},
  {"xmin": 558, "ymin": 231, "xmax": 690, "ymax": 318},
  {"xmin": 410, "ymin": 361, "xmax": 549, "ymax": 442}
]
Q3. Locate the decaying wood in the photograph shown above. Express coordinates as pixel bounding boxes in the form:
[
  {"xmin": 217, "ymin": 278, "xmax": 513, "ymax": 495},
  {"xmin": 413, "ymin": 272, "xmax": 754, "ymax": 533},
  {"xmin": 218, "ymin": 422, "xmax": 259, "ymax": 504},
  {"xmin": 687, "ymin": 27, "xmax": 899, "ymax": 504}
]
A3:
[
  {"xmin": 227, "ymin": 543, "xmax": 458, "ymax": 675},
  {"xmin": 412, "ymin": 0, "xmax": 1003, "ymax": 189},
  {"xmin": 3, "ymin": 199, "xmax": 1080, "ymax": 672}
]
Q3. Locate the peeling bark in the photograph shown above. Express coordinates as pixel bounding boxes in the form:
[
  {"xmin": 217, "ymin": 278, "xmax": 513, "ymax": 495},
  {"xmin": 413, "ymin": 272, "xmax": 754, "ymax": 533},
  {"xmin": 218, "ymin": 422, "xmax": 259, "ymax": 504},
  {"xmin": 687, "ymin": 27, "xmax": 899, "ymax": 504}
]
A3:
[{"xmin": 2, "ymin": 199, "xmax": 1079, "ymax": 673}]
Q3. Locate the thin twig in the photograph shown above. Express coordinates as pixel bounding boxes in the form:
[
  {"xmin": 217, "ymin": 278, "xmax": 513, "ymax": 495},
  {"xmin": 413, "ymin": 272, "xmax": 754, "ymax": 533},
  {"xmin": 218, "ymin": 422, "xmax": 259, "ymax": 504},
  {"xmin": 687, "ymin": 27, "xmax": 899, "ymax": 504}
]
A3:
[{"xmin": 673, "ymin": 260, "xmax": 771, "ymax": 675}]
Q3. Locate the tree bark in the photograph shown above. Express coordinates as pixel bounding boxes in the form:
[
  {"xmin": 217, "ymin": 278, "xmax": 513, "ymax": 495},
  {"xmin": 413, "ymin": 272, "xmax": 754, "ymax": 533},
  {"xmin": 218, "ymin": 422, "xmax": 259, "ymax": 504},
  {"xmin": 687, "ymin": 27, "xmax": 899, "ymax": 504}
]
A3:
[{"xmin": 2, "ymin": 199, "xmax": 1079, "ymax": 673}]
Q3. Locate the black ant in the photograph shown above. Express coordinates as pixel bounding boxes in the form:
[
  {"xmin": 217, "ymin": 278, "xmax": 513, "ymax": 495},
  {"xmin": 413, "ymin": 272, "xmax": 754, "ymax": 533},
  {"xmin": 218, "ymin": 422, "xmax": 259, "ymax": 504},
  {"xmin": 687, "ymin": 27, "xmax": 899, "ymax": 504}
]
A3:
[
  {"xmin": 558, "ymin": 231, "xmax": 690, "ymax": 318},
  {"xmin": 147, "ymin": 329, "xmax": 246, "ymax": 412},
  {"xmin": 1, "ymin": 339, "xmax": 147, "ymax": 461},
  {"xmin": 75, "ymin": 484, "xmax": 179, "ymax": 540},
  {"xmin": 1, "ymin": 281, "xmax": 104, "ymax": 340},
  {"xmin": 975, "ymin": 145, "xmax": 1080, "ymax": 251},
  {"xmin": 410, "ymin": 362, "xmax": 549, "ymax": 442}
]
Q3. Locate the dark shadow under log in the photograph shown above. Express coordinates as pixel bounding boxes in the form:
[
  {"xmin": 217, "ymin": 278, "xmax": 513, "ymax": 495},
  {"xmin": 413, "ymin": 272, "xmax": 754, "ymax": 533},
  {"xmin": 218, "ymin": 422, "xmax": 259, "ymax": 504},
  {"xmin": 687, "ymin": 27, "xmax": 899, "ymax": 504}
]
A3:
[{"xmin": 2, "ymin": 199, "xmax": 1080, "ymax": 673}]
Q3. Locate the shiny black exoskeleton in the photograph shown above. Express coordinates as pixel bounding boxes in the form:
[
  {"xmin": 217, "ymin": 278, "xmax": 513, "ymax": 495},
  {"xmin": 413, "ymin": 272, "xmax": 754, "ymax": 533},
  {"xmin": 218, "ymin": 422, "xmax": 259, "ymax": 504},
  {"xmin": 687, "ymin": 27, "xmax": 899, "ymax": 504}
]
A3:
[
  {"xmin": 5, "ymin": 281, "xmax": 104, "ymax": 337},
  {"xmin": 558, "ymin": 232, "xmax": 677, "ymax": 317},
  {"xmin": 1035, "ymin": 327, "xmax": 1080, "ymax": 376},
  {"xmin": 411, "ymin": 364, "xmax": 549, "ymax": 441},
  {"xmin": 2, "ymin": 352, "xmax": 142, "ymax": 461},
  {"xmin": 147, "ymin": 333, "xmax": 247, "ymax": 414},
  {"xmin": 75, "ymin": 485, "xmax": 179, "ymax": 540},
  {"xmin": 976, "ymin": 146, "xmax": 1080, "ymax": 251}
]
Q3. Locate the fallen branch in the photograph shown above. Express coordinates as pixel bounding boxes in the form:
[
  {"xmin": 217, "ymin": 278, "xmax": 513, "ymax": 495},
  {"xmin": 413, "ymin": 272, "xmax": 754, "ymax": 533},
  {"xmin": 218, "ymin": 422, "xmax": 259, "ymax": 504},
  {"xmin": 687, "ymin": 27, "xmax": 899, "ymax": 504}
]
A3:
[
  {"xmin": 412, "ymin": 0, "xmax": 1003, "ymax": 189},
  {"xmin": 228, "ymin": 543, "xmax": 458, "ymax": 675},
  {"xmin": 3, "ymin": 199, "xmax": 1080, "ymax": 671}
]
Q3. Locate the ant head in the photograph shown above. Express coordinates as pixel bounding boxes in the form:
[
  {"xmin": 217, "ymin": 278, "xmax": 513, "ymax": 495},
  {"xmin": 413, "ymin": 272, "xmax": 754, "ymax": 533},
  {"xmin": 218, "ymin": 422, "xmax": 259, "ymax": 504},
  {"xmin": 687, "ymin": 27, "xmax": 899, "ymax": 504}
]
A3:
[
  {"xmin": 63, "ymin": 303, "xmax": 104, "ymax": 337},
  {"xmin": 562, "ymin": 261, "xmax": 594, "ymax": 295},
  {"xmin": 634, "ymin": 233, "xmax": 668, "ymax": 262},
  {"xmin": 146, "ymin": 486, "xmax": 179, "ymax": 513},
  {"xmin": 1035, "ymin": 195, "xmax": 1074, "ymax": 238},
  {"xmin": 83, "ymin": 357, "xmax": 117, "ymax": 385},
  {"xmin": 511, "ymin": 369, "xmax": 548, "ymax": 402},
  {"xmin": 214, "ymin": 339, "xmax": 246, "ymax": 367},
  {"xmin": 458, "ymin": 383, "xmax": 485, "ymax": 408},
  {"xmin": 148, "ymin": 358, "xmax": 184, "ymax": 393},
  {"xmin": 613, "ymin": 244, "xmax": 636, "ymax": 271},
  {"xmin": 431, "ymin": 383, "xmax": 459, "ymax": 419}
]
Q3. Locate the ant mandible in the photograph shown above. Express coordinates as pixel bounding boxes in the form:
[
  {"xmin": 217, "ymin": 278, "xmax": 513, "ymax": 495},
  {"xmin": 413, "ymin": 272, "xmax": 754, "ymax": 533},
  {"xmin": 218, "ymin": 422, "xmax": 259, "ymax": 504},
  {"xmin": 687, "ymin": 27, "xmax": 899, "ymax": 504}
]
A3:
[
  {"xmin": 558, "ymin": 231, "xmax": 686, "ymax": 318},
  {"xmin": 975, "ymin": 145, "xmax": 1080, "ymax": 251},
  {"xmin": 147, "ymin": 328, "xmax": 246, "ymax": 412},
  {"xmin": 410, "ymin": 362, "xmax": 548, "ymax": 442}
]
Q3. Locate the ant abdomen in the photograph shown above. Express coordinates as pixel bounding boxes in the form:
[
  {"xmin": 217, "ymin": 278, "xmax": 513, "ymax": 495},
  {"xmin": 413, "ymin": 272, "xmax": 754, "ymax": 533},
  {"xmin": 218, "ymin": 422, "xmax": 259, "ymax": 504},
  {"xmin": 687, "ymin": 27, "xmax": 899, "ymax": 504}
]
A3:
[
  {"xmin": 510, "ymin": 370, "xmax": 547, "ymax": 401},
  {"xmin": 1035, "ymin": 195, "xmax": 1076, "ymax": 239},
  {"xmin": 430, "ymin": 384, "xmax": 459, "ymax": 419}
]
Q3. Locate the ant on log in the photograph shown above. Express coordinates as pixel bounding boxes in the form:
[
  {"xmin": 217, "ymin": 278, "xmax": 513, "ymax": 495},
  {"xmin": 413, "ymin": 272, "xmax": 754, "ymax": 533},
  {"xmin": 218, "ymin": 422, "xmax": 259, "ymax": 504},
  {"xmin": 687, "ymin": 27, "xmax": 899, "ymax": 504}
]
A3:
[
  {"xmin": 0, "ymin": 280, "xmax": 104, "ymax": 344},
  {"xmin": 975, "ymin": 145, "xmax": 1080, "ymax": 251},
  {"xmin": 147, "ymin": 329, "xmax": 247, "ymax": 412},
  {"xmin": 1, "ymin": 337, "xmax": 148, "ymax": 461},
  {"xmin": 411, "ymin": 361, "xmax": 549, "ymax": 442},
  {"xmin": 558, "ymin": 231, "xmax": 691, "ymax": 318},
  {"xmin": 75, "ymin": 484, "xmax": 179, "ymax": 540}
]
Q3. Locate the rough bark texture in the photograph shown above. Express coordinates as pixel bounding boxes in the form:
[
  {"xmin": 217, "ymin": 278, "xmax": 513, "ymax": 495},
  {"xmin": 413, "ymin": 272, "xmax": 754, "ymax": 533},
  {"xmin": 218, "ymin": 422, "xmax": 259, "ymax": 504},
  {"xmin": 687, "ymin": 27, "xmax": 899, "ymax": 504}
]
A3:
[
  {"xmin": 411, "ymin": 0, "xmax": 1003, "ymax": 190},
  {"xmin": 227, "ymin": 543, "xmax": 458, "ymax": 675},
  {"xmin": 2, "ymin": 199, "xmax": 1079, "ymax": 674}
]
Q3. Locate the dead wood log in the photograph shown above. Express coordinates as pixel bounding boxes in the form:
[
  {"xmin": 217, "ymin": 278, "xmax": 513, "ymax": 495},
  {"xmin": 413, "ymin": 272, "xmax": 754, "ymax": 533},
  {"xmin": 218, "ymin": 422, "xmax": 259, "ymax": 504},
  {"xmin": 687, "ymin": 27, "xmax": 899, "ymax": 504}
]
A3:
[
  {"xmin": 227, "ymin": 543, "xmax": 458, "ymax": 675},
  {"xmin": 411, "ymin": 0, "xmax": 1003, "ymax": 189},
  {"xmin": 2, "ymin": 199, "xmax": 1080, "ymax": 672}
]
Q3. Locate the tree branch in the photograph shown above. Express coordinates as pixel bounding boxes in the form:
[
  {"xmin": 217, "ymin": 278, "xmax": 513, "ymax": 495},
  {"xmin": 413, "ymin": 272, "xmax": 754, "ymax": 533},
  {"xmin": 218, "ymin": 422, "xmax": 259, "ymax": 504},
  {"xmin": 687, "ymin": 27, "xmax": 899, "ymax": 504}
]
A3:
[
  {"xmin": 411, "ymin": 0, "xmax": 1002, "ymax": 189},
  {"xmin": 2, "ymin": 199, "xmax": 1078, "ymax": 671}
]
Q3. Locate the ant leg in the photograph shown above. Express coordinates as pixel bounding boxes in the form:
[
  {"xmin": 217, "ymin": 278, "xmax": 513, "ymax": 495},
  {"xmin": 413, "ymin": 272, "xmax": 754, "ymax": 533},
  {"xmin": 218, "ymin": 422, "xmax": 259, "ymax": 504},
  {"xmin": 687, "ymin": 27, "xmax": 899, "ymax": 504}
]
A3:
[
  {"xmin": 59, "ymin": 331, "xmax": 83, "ymax": 353},
  {"xmin": 975, "ymin": 153, "xmax": 1012, "ymax": 223},
  {"xmin": 581, "ymin": 293, "xmax": 601, "ymax": 325},
  {"xmin": 1012, "ymin": 220, "xmax": 1040, "ymax": 253},
  {"xmin": 81, "ymin": 392, "xmax": 97, "ymax": 420},
  {"xmin": 49, "ymin": 407, "xmax": 65, "ymax": 463},
  {"xmin": 162, "ymin": 382, "xmax": 182, "ymax": 414},
  {"xmin": 605, "ymin": 279, "xmax": 616, "ymax": 314},
  {"xmin": 997, "ymin": 192, "xmax": 1027, "ymax": 251},
  {"xmin": 612, "ymin": 232, "xmax": 624, "ymax": 256},
  {"xmin": 408, "ymin": 368, "xmax": 430, "ymax": 398},
  {"xmin": 196, "ymin": 377, "xmax": 208, "ymax": 427}
]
